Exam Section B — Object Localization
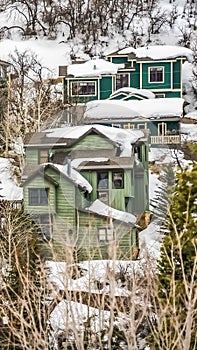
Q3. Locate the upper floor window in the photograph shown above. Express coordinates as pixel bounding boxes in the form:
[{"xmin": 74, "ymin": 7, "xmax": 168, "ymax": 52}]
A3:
[
  {"xmin": 71, "ymin": 81, "xmax": 96, "ymax": 96},
  {"xmin": 39, "ymin": 150, "xmax": 49, "ymax": 164},
  {"xmin": 149, "ymin": 67, "xmax": 164, "ymax": 83},
  {"xmin": 28, "ymin": 188, "xmax": 49, "ymax": 206},
  {"xmin": 112, "ymin": 171, "xmax": 124, "ymax": 189},
  {"xmin": 97, "ymin": 172, "xmax": 108, "ymax": 189},
  {"xmin": 116, "ymin": 73, "xmax": 129, "ymax": 90}
]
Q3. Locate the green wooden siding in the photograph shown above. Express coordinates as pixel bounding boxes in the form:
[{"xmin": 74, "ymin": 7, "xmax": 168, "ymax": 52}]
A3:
[
  {"xmin": 25, "ymin": 149, "xmax": 38, "ymax": 165},
  {"xmin": 72, "ymin": 134, "xmax": 114, "ymax": 151},
  {"xmin": 142, "ymin": 62, "xmax": 171, "ymax": 90},
  {"xmin": 173, "ymin": 60, "xmax": 181, "ymax": 90},
  {"xmin": 131, "ymin": 62, "xmax": 140, "ymax": 88},
  {"xmin": 100, "ymin": 76, "xmax": 113, "ymax": 99},
  {"xmin": 23, "ymin": 175, "xmax": 56, "ymax": 215}
]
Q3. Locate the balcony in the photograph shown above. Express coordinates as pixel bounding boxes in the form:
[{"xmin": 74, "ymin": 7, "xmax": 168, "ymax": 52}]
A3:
[{"xmin": 151, "ymin": 135, "xmax": 181, "ymax": 145}]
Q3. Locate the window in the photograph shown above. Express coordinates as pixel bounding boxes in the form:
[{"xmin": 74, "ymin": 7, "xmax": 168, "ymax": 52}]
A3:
[
  {"xmin": 112, "ymin": 171, "xmax": 124, "ymax": 189},
  {"xmin": 71, "ymin": 81, "xmax": 96, "ymax": 96},
  {"xmin": 28, "ymin": 188, "xmax": 49, "ymax": 206},
  {"xmin": 155, "ymin": 93, "xmax": 165, "ymax": 98},
  {"xmin": 123, "ymin": 123, "xmax": 135, "ymax": 129},
  {"xmin": 98, "ymin": 228, "xmax": 115, "ymax": 243},
  {"xmin": 112, "ymin": 123, "xmax": 121, "ymax": 128},
  {"xmin": 33, "ymin": 214, "xmax": 52, "ymax": 240},
  {"xmin": 149, "ymin": 67, "xmax": 164, "ymax": 83},
  {"xmin": 97, "ymin": 191, "xmax": 109, "ymax": 205},
  {"xmin": 97, "ymin": 172, "xmax": 108, "ymax": 189},
  {"xmin": 39, "ymin": 150, "xmax": 49, "ymax": 164},
  {"xmin": 158, "ymin": 122, "xmax": 167, "ymax": 136},
  {"xmin": 116, "ymin": 73, "xmax": 129, "ymax": 90},
  {"xmin": 137, "ymin": 123, "xmax": 147, "ymax": 129}
]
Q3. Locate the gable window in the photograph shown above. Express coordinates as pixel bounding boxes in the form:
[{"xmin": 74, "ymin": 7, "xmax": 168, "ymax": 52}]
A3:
[
  {"xmin": 116, "ymin": 73, "xmax": 129, "ymax": 90},
  {"xmin": 39, "ymin": 150, "xmax": 49, "ymax": 164},
  {"xmin": 98, "ymin": 228, "xmax": 115, "ymax": 243},
  {"xmin": 149, "ymin": 67, "xmax": 164, "ymax": 83},
  {"xmin": 71, "ymin": 81, "xmax": 96, "ymax": 96},
  {"xmin": 28, "ymin": 188, "xmax": 49, "ymax": 206},
  {"xmin": 112, "ymin": 171, "xmax": 124, "ymax": 189}
]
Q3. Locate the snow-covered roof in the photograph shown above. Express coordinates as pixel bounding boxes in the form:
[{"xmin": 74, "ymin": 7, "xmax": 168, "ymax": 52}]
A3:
[
  {"xmin": 45, "ymin": 124, "xmax": 145, "ymax": 157},
  {"xmin": 44, "ymin": 163, "xmax": 92, "ymax": 193},
  {"xmin": 85, "ymin": 98, "xmax": 184, "ymax": 120},
  {"xmin": 86, "ymin": 199, "xmax": 137, "ymax": 225},
  {"xmin": 67, "ymin": 58, "xmax": 124, "ymax": 77},
  {"xmin": 184, "ymin": 111, "xmax": 197, "ymax": 121},
  {"xmin": 109, "ymin": 87, "xmax": 155, "ymax": 99},
  {"xmin": 0, "ymin": 158, "xmax": 23, "ymax": 201},
  {"xmin": 117, "ymin": 45, "xmax": 193, "ymax": 62}
]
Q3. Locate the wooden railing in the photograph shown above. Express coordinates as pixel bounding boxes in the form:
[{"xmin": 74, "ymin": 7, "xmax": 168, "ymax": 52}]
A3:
[{"xmin": 151, "ymin": 135, "xmax": 180, "ymax": 144}]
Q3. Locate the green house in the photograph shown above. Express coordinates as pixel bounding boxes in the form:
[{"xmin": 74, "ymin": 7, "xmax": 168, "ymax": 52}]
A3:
[
  {"xmin": 59, "ymin": 45, "xmax": 192, "ymax": 104},
  {"xmin": 84, "ymin": 98, "xmax": 184, "ymax": 146},
  {"xmin": 23, "ymin": 125, "xmax": 149, "ymax": 261}
]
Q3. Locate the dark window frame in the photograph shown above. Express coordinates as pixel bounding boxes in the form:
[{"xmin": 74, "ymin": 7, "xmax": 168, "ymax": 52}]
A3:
[
  {"xmin": 71, "ymin": 81, "xmax": 96, "ymax": 96},
  {"xmin": 116, "ymin": 73, "xmax": 129, "ymax": 90},
  {"xmin": 149, "ymin": 67, "xmax": 164, "ymax": 83},
  {"xmin": 28, "ymin": 188, "xmax": 49, "ymax": 206},
  {"xmin": 112, "ymin": 170, "xmax": 124, "ymax": 189}
]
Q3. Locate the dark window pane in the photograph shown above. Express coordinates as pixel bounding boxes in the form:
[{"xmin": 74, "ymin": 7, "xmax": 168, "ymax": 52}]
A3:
[
  {"xmin": 112, "ymin": 171, "xmax": 124, "ymax": 189},
  {"xmin": 72, "ymin": 81, "xmax": 95, "ymax": 96},
  {"xmin": 116, "ymin": 74, "xmax": 129, "ymax": 90},
  {"xmin": 150, "ymin": 67, "xmax": 163, "ymax": 82},
  {"xmin": 97, "ymin": 172, "xmax": 108, "ymax": 189},
  {"xmin": 28, "ymin": 188, "xmax": 49, "ymax": 206}
]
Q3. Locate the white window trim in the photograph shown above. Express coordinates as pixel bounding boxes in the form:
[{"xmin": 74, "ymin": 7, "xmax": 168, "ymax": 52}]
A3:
[
  {"xmin": 71, "ymin": 80, "xmax": 97, "ymax": 97},
  {"xmin": 148, "ymin": 66, "xmax": 164, "ymax": 84},
  {"xmin": 158, "ymin": 122, "xmax": 167, "ymax": 136},
  {"xmin": 116, "ymin": 73, "xmax": 130, "ymax": 89},
  {"xmin": 123, "ymin": 123, "xmax": 135, "ymax": 129},
  {"xmin": 137, "ymin": 123, "xmax": 147, "ymax": 129}
]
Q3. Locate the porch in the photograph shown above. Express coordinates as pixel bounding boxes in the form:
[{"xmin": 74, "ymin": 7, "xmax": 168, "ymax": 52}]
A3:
[{"xmin": 150, "ymin": 135, "xmax": 180, "ymax": 145}]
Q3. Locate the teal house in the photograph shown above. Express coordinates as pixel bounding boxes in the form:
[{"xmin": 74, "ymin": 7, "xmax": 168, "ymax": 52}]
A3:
[
  {"xmin": 84, "ymin": 98, "xmax": 184, "ymax": 146},
  {"xmin": 59, "ymin": 45, "xmax": 192, "ymax": 104},
  {"xmin": 23, "ymin": 125, "xmax": 149, "ymax": 261}
]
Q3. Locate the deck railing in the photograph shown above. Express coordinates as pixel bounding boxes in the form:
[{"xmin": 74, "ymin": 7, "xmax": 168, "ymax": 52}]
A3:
[{"xmin": 151, "ymin": 135, "xmax": 180, "ymax": 144}]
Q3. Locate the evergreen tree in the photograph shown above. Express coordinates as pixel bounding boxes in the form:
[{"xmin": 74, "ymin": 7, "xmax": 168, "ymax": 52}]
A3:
[
  {"xmin": 149, "ymin": 163, "xmax": 197, "ymax": 349},
  {"xmin": 150, "ymin": 163, "xmax": 175, "ymax": 226}
]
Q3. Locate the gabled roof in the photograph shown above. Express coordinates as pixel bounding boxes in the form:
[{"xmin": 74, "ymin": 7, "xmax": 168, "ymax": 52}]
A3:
[
  {"xmin": 25, "ymin": 124, "xmax": 145, "ymax": 157},
  {"xmin": 86, "ymin": 199, "xmax": 137, "ymax": 226},
  {"xmin": 23, "ymin": 163, "xmax": 92, "ymax": 193},
  {"xmin": 108, "ymin": 45, "xmax": 193, "ymax": 62},
  {"xmin": 109, "ymin": 87, "xmax": 155, "ymax": 100}
]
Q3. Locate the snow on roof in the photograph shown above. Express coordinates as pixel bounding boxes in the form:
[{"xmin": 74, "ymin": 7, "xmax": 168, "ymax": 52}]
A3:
[
  {"xmin": 117, "ymin": 45, "xmax": 193, "ymax": 62},
  {"xmin": 45, "ymin": 124, "xmax": 144, "ymax": 157},
  {"xmin": 110, "ymin": 87, "xmax": 155, "ymax": 99},
  {"xmin": 67, "ymin": 58, "xmax": 124, "ymax": 77},
  {"xmin": 49, "ymin": 163, "xmax": 92, "ymax": 193},
  {"xmin": 71, "ymin": 157, "xmax": 109, "ymax": 169},
  {"xmin": 86, "ymin": 199, "xmax": 137, "ymax": 225},
  {"xmin": 0, "ymin": 158, "xmax": 23, "ymax": 201},
  {"xmin": 184, "ymin": 111, "xmax": 197, "ymax": 120},
  {"xmin": 85, "ymin": 98, "xmax": 184, "ymax": 119}
]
